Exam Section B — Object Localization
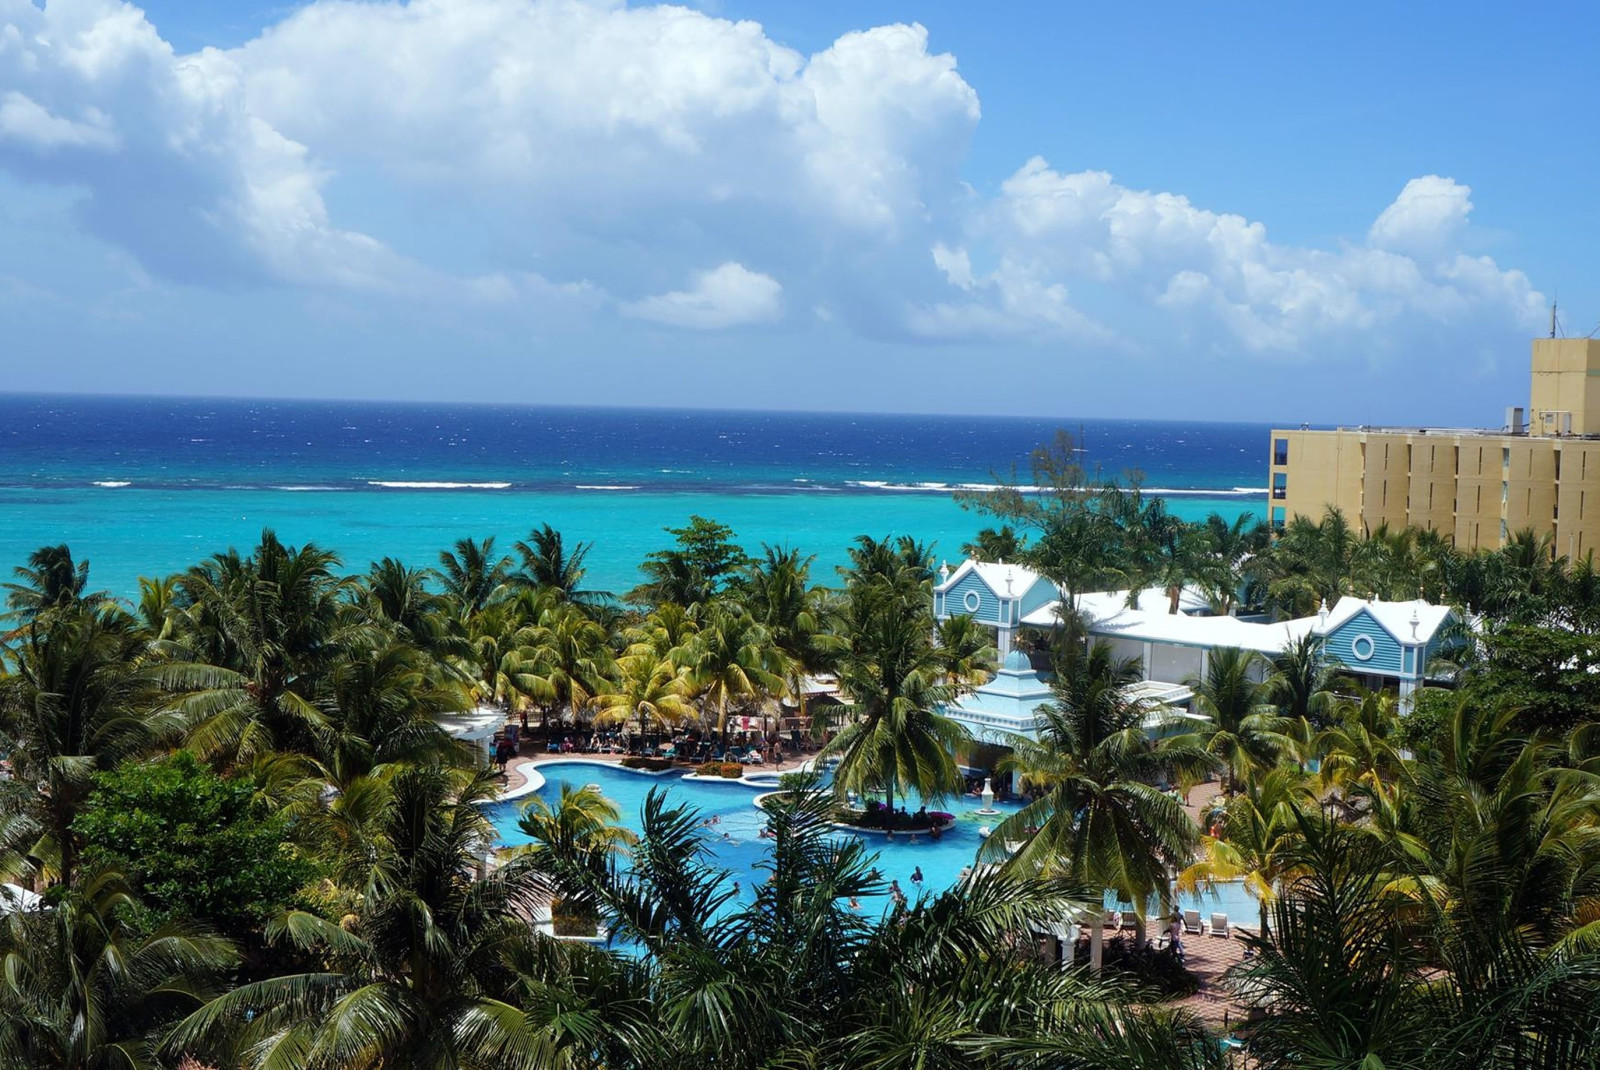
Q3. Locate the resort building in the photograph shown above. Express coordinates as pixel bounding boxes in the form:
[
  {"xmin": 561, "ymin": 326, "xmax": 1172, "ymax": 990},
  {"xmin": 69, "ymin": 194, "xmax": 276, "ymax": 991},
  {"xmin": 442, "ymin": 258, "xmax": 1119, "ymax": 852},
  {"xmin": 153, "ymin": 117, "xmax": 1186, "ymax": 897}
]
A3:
[
  {"xmin": 933, "ymin": 560, "xmax": 1463, "ymax": 740},
  {"xmin": 1269, "ymin": 337, "xmax": 1600, "ymax": 557}
]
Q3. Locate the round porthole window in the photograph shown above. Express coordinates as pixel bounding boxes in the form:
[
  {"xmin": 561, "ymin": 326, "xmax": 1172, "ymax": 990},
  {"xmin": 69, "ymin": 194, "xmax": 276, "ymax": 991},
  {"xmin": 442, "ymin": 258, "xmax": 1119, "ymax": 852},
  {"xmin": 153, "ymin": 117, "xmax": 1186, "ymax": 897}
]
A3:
[
  {"xmin": 1351, "ymin": 635, "xmax": 1375, "ymax": 662},
  {"xmin": 962, "ymin": 590, "xmax": 982, "ymax": 612}
]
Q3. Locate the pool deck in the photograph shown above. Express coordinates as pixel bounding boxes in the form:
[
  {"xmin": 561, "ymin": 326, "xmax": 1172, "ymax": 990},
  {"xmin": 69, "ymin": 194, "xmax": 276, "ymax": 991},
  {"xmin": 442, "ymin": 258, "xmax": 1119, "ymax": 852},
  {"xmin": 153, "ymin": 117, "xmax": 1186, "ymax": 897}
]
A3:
[
  {"xmin": 1170, "ymin": 928, "xmax": 1250, "ymax": 1027},
  {"xmin": 503, "ymin": 746, "xmax": 820, "ymax": 793}
]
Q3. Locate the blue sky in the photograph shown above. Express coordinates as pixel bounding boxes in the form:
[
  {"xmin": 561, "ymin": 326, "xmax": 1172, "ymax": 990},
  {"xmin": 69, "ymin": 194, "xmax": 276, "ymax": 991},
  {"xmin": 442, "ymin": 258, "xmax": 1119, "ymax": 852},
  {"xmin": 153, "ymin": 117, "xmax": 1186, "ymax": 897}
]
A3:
[{"xmin": 1, "ymin": 0, "xmax": 1595, "ymax": 424}]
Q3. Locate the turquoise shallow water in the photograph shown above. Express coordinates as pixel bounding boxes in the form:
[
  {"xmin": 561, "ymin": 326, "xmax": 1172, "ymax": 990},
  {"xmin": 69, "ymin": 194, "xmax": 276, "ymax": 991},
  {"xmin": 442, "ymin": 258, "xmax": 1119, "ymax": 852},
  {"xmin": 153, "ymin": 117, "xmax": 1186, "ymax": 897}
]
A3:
[
  {"xmin": 0, "ymin": 395, "xmax": 1265, "ymax": 597},
  {"xmin": 490, "ymin": 762, "xmax": 1258, "ymax": 922},
  {"xmin": 0, "ymin": 484, "xmax": 1254, "ymax": 600}
]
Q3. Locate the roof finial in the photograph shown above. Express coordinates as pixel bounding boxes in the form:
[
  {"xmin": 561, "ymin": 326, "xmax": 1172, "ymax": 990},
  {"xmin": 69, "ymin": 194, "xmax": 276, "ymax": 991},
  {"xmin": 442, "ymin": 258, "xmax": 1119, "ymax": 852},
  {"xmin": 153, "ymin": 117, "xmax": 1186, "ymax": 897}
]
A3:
[
  {"xmin": 1410, "ymin": 605, "xmax": 1420, "ymax": 640},
  {"xmin": 1005, "ymin": 568, "xmax": 1015, "ymax": 595}
]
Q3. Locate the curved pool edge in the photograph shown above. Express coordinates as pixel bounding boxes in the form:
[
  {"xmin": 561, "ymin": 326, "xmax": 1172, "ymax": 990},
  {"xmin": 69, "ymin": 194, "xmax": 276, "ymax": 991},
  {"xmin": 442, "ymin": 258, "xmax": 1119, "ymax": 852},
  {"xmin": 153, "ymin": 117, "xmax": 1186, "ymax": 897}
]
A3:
[
  {"xmin": 499, "ymin": 764, "xmax": 547, "ymax": 802},
  {"xmin": 498, "ymin": 757, "xmax": 685, "ymax": 805},
  {"xmin": 681, "ymin": 771, "xmax": 785, "ymax": 789}
]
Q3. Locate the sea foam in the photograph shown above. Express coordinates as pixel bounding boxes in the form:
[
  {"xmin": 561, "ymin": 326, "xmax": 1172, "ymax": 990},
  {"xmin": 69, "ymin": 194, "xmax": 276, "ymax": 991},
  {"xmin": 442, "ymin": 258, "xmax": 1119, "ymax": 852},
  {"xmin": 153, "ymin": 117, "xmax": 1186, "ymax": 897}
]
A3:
[{"xmin": 367, "ymin": 481, "xmax": 512, "ymax": 490}]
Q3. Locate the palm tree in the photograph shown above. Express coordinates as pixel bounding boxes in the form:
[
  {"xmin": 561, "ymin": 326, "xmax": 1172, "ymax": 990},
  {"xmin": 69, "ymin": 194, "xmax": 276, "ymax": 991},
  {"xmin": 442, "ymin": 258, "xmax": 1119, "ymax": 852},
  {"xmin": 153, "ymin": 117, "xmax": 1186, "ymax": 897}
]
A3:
[
  {"xmin": 744, "ymin": 544, "xmax": 842, "ymax": 733},
  {"xmin": 1179, "ymin": 646, "xmax": 1292, "ymax": 794},
  {"xmin": 512, "ymin": 523, "xmax": 602, "ymax": 606},
  {"xmin": 822, "ymin": 585, "xmax": 969, "ymax": 813},
  {"xmin": 362, "ymin": 557, "xmax": 454, "ymax": 652},
  {"xmin": 317, "ymin": 640, "xmax": 474, "ymax": 781},
  {"xmin": 592, "ymin": 652, "xmax": 694, "ymax": 742},
  {"xmin": 1229, "ymin": 809, "xmax": 1431, "ymax": 1068},
  {"xmin": 1264, "ymin": 632, "xmax": 1340, "ymax": 729},
  {"xmin": 433, "ymin": 536, "xmax": 512, "ymax": 620},
  {"xmin": 981, "ymin": 642, "xmax": 1210, "ymax": 968},
  {"xmin": 134, "ymin": 574, "xmax": 183, "ymax": 643},
  {"xmin": 2, "ymin": 544, "xmax": 108, "ymax": 625},
  {"xmin": 514, "ymin": 784, "xmax": 635, "ymax": 869},
  {"xmin": 0, "ymin": 606, "xmax": 161, "ymax": 885},
  {"xmin": 513, "ymin": 602, "xmax": 614, "ymax": 731},
  {"xmin": 961, "ymin": 524, "xmax": 1027, "ymax": 562},
  {"xmin": 934, "ymin": 612, "xmax": 999, "ymax": 689},
  {"xmin": 1314, "ymin": 688, "xmax": 1410, "ymax": 804},
  {"xmin": 0, "ymin": 867, "xmax": 236, "ymax": 1070},
  {"xmin": 171, "ymin": 765, "xmax": 550, "ymax": 1070},
  {"xmin": 1130, "ymin": 499, "xmax": 1202, "ymax": 614},
  {"xmin": 1178, "ymin": 765, "xmax": 1314, "ymax": 935},
  {"xmin": 839, "ymin": 534, "xmax": 936, "ymax": 608},
  {"xmin": 159, "ymin": 531, "xmax": 355, "ymax": 766},
  {"xmin": 1195, "ymin": 512, "xmax": 1270, "ymax": 614},
  {"xmin": 678, "ymin": 604, "xmax": 785, "ymax": 735}
]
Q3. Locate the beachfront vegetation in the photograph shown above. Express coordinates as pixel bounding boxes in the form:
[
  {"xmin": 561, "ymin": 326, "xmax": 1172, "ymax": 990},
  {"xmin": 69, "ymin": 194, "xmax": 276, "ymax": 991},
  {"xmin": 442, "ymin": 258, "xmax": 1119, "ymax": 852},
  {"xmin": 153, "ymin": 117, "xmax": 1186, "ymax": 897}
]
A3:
[{"xmin": 4, "ymin": 433, "xmax": 1600, "ymax": 1065}]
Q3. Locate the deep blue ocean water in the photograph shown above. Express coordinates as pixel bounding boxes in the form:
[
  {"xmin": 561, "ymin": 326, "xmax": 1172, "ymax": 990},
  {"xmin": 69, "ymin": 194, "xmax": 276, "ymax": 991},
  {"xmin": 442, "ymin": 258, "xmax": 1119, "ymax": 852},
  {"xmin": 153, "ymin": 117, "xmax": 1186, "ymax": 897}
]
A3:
[{"xmin": 0, "ymin": 395, "xmax": 1269, "ymax": 599}]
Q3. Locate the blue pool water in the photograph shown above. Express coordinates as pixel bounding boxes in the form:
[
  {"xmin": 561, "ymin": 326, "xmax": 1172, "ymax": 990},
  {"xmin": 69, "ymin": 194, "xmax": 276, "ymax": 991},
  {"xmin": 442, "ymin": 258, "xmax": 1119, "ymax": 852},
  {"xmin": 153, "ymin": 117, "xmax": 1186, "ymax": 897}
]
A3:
[{"xmin": 489, "ymin": 760, "xmax": 1259, "ymax": 923}]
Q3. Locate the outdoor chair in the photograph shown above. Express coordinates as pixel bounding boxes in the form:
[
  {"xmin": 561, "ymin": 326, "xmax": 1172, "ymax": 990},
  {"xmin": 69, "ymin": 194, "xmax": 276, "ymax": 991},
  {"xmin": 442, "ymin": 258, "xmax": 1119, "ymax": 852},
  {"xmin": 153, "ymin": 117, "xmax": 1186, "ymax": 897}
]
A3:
[
  {"xmin": 1103, "ymin": 909, "xmax": 1121, "ymax": 931},
  {"xmin": 1210, "ymin": 913, "xmax": 1230, "ymax": 938},
  {"xmin": 1119, "ymin": 910, "xmax": 1139, "ymax": 932},
  {"xmin": 1181, "ymin": 909, "xmax": 1205, "ymax": 936}
]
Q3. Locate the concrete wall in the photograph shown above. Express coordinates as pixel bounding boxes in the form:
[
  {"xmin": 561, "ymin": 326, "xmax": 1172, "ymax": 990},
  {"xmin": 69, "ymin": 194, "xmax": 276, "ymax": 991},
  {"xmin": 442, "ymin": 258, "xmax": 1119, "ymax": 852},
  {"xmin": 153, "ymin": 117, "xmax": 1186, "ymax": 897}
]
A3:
[
  {"xmin": 1530, "ymin": 338, "xmax": 1600, "ymax": 437},
  {"xmin": 1269, "ymin": 340, "xmax": 1600, "ymax": 558}
]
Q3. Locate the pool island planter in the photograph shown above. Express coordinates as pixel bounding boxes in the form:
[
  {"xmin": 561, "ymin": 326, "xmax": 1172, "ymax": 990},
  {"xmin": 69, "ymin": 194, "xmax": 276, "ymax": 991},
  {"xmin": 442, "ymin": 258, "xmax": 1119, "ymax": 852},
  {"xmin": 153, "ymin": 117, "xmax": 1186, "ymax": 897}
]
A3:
[
  {"xmin": 748, "ymin": 790, "xmax": 956, "ymax": 836},
  {"xmin": 829, "ymin": 810, "xmax": 957, "ymax": 836}
]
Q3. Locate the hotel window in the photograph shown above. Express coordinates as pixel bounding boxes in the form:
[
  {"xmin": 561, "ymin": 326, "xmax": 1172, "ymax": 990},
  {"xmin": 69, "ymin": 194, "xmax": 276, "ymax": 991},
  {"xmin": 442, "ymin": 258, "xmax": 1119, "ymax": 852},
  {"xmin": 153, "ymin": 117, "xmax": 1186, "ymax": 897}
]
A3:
[
  {"xmin": 1272, "ymin": 472, "xmax": 1287, "ymax": 500},
  {"xmin": 1273, "ymin": 438, "xmax": 1288, "ymax": 466},
  {"xmin": 1271, "ymin": 506, "xmax": 1286, "ymax": 529}
]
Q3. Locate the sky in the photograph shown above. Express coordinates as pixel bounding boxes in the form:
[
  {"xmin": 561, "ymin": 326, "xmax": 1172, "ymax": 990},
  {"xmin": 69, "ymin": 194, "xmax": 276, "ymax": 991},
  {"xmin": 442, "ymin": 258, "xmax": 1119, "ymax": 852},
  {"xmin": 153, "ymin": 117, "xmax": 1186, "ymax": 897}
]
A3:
[{"xmin": 1, "ymin": 0, "xmax": 1596, "ymax": 424}]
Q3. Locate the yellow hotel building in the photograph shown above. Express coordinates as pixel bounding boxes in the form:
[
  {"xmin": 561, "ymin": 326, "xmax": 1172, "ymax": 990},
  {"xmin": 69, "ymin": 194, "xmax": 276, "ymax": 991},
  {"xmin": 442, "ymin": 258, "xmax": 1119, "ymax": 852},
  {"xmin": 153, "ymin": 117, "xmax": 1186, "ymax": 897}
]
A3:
[{"xmin": 1269, "ymin": 338, "xmax": 1600, "ymax": 559}]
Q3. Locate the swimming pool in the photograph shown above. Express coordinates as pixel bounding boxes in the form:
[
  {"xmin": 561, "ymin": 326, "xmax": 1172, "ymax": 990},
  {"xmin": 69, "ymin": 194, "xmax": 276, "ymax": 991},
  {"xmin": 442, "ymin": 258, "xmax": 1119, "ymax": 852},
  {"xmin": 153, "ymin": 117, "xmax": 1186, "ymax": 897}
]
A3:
[{"xmin": 488, "ymin": 759, "xmax": 1259, "ymax": 923}]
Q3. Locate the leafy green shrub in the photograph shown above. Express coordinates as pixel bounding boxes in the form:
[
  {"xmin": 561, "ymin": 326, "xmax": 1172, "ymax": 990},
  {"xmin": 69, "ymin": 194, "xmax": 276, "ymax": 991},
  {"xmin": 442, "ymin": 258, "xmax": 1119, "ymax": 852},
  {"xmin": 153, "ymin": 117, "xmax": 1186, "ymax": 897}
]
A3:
[
  {"xmin": 696, "ymin": 761, "xmax": 722, "ymax": 776},
  {"xmin": 73, "ymin": 751, "xmax": 319, "ymax": 939},
  {"xmin": 620, "ymin": 756, "xmax": 674, "ymax": 772}
]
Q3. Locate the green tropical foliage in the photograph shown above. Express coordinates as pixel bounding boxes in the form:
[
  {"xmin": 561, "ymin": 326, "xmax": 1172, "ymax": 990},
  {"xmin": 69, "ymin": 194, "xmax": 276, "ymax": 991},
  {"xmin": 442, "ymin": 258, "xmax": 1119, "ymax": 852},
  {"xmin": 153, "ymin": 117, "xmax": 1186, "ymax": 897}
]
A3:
[{"xmin": 6, "ymin": 450, "xmax": 1600, "ymax": 1068}]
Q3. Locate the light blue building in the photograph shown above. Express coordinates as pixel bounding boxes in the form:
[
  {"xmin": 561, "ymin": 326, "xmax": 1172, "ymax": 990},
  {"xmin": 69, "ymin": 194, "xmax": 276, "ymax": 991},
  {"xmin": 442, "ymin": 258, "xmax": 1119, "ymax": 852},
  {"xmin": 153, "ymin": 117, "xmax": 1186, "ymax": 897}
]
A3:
[
  {"xmin": 944, "ymin": 648, "xmax": 1056, "ymax": 743},
  {"xmin": 934, "ymin": 560, "xmax": 1465, "ymax": 716},
  {"xmin": 933, "ymin": 559, "xmax": 1060, "ymax": 657}
]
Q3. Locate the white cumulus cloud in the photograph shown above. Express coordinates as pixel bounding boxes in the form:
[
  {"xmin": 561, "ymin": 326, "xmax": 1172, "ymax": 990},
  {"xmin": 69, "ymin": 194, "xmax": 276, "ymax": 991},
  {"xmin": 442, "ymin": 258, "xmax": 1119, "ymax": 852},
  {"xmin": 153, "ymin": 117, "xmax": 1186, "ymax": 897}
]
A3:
[
  {"xmin": 924, "ymin": 158, "xmax": 1542, "ymax": 360},
  {"xmin": 621, "ymin": 262, "xmax": 782, "ymax": 329},
  {"xmin": 0, "ymin": 0, "xmax": 1552, "ymax": 389},
  {"xmin": 1368, "ymin": 175, "xmax": 1473, "ymax": 258}
]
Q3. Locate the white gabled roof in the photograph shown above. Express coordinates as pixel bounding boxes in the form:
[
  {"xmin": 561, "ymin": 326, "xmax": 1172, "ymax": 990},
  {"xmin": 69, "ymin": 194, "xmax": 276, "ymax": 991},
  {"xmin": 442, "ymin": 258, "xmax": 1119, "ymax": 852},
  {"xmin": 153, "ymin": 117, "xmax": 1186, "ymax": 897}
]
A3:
[
  {"xmin": 936, "ymin": 559, "xmax": 1054, "ymax": 599},
  {"xmin": 1317, "ymin": 596, "xmax": 1455, "ymax": 645},
  {"xmin": 1086, "ymin": 602, "xmax": 1319, "ymax": 656}
]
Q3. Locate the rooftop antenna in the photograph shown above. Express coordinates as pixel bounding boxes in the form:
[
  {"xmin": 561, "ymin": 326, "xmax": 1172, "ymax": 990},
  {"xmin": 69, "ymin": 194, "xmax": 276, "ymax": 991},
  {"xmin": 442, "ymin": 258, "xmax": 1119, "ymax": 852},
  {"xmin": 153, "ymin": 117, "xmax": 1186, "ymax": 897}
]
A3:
[{"xmin": 1550, "ymin": 295, "xmax": 1561, "ymax": 339}]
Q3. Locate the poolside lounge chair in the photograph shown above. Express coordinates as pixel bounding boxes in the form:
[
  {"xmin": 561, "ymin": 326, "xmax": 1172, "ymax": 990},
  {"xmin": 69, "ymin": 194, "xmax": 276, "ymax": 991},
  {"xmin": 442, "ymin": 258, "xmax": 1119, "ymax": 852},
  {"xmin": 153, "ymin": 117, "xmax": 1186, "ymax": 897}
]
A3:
[
  {"xmin": 1210, "ymin": 913, "xmax": 1230, "ymax": 938},
  {"xmin": 1181, "ymin": 909, "xmax": 1205, "ymax": 936},
  {"xmin": 1119, "ymin": 910, "xmax": 1139, "ymax": 931},
  {"xmin": 1103, "ymin": 909, "xmax": 1121, "ymax": 931}
]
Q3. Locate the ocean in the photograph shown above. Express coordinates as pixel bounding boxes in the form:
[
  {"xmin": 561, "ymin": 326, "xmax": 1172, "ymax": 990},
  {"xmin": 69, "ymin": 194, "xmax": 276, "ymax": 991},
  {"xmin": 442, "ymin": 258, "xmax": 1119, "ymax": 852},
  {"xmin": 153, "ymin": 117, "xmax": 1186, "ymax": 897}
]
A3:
[{"xmin": 0, "ymin": 395, "xmax": 1268, "ymax": 600}]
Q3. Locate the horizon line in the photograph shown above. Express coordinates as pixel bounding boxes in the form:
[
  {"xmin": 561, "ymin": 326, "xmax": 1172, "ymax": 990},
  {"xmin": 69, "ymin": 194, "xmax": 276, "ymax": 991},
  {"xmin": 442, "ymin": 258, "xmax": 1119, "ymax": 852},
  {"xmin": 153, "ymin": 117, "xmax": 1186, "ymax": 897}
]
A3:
[{"xmin": 0, "ymin": 388, "xmax": 1299, "ymax": 429}]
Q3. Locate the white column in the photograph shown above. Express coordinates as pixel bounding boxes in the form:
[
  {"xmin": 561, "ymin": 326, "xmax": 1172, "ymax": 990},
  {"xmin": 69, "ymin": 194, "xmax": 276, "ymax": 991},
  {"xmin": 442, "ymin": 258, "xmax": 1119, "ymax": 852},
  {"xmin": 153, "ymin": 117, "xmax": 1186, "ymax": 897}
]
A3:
[{"xmin": 1398, "ymin": 675, "xmax": 1416, "ymax": 715}]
